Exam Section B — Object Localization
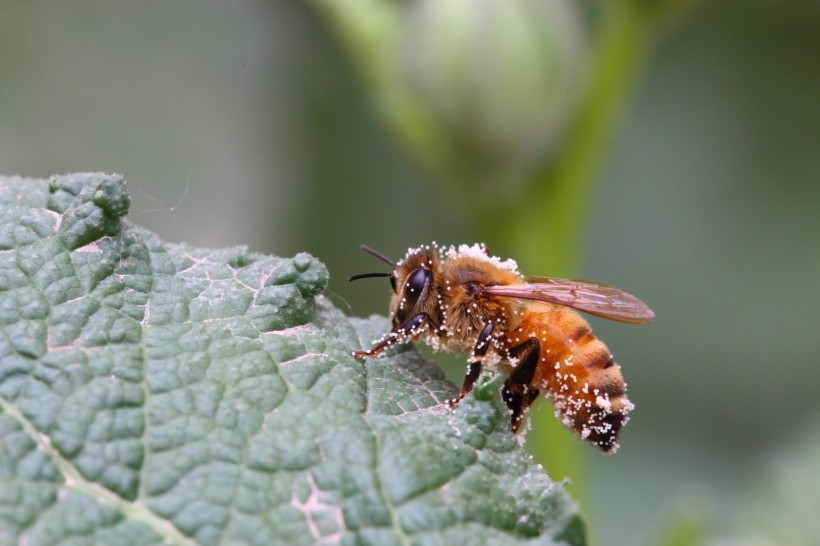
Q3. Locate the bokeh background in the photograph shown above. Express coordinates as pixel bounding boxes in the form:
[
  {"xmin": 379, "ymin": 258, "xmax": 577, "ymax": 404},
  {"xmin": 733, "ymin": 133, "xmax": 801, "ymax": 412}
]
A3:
[{"xmin": 2, "ymin": 1, "xmax": 818, "ymax": 544}]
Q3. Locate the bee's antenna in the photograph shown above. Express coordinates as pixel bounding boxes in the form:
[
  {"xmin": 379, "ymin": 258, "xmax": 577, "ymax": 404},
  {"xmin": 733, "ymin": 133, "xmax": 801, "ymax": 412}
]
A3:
[
  {"xmin": 349, "ymin": 272, "xmax": 392, "ymax": 282},
  {"xmin": 359, "ymin": 244, "xmax": 395, "ymax": 267}
]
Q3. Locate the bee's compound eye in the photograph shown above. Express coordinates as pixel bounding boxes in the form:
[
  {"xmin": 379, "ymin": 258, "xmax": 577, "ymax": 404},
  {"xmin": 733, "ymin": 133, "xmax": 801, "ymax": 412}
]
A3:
[{"xmin": 406, "ymin": 267, "xmax": 431, "ymax": 295}]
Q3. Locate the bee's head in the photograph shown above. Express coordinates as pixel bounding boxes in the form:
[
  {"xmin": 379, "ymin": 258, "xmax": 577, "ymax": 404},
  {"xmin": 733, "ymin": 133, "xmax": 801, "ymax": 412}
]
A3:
[
  {"xmin": 350, "ymin": 244, "xmax": 441, "ymax": 328},
  {"xmin": 389, "ymin": 246, "xmax": 440, "ymax": 327}
]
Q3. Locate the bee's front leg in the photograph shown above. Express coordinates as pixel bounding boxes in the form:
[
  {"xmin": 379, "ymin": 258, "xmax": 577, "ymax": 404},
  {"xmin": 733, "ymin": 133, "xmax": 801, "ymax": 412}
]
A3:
[
  {"xmin": 449, "ymin": 322, "xmax": 495, "ymax": 405},
  {"xmin": 353, "ymin": 312, "xmax": 439, "ymax": 359}
]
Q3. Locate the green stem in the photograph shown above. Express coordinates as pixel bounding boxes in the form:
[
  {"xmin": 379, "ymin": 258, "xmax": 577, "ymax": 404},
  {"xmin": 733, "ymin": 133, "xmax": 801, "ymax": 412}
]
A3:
[{"xmin": 478, "ymin": 0, "xmax": 659, "ymax": 503}]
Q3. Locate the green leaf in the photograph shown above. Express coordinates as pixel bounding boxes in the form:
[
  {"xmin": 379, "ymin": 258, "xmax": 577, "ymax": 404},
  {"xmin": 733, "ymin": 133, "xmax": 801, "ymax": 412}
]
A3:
[{"xmin": 0, "ymin": 173, "xmax": 584, "ymax": 545}]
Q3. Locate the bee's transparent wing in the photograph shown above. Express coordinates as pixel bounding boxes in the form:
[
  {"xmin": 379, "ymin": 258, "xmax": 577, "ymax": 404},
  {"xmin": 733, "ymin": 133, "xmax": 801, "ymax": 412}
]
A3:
[{"xmin": 483, "ymin": 277, "xmax": 655, "ymax": 324}]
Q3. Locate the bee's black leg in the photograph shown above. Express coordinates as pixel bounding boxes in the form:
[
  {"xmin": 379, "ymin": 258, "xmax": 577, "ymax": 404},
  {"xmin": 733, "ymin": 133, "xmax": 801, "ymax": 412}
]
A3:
[
  {"xmin": 471, "ymin": 322, "xmax": 496, "ymax": 363},
  {"xmin": 502, "ymin": 337, "xmax": 541, "ymax": 432},
  {"xmin": 353, "ymin": 312, "xmax": 439, "ymax": 358},
  {"xmin": 449, "ymin": 322, "xmax": 496, "ymax": 405}
]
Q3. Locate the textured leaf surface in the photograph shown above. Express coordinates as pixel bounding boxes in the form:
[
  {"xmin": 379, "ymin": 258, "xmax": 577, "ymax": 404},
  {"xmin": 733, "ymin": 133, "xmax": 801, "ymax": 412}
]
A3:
[{"xmin": 0, "ymin": 174, "xmax": 584, "ymax": 546}]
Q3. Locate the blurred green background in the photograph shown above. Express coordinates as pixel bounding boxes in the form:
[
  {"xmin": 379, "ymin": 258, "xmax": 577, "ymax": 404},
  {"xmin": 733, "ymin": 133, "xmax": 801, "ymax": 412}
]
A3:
[{"xmin": 2, "ymin": 1, "xmax": 818, "ymax": 544}]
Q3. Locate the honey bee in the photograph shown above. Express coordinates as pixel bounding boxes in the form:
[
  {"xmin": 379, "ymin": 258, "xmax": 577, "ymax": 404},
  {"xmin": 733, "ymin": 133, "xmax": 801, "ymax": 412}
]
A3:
[{"xmin": 350, "ymin": 242, "xmax": 654, "ymax": 452}]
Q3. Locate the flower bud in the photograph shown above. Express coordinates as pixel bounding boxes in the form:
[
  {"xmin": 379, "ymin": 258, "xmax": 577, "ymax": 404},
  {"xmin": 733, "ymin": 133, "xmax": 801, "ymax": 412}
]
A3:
[{"xmin": 400, "ymin": 0, "xmax": 588, "ymax": 180}]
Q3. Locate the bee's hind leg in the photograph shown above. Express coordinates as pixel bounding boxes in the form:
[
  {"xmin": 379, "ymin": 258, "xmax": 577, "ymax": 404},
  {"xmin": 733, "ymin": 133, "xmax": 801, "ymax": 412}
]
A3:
[{"xmin": 502, "ymin": 337, "xmax": 541, "ymax": 433}]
